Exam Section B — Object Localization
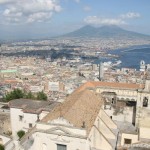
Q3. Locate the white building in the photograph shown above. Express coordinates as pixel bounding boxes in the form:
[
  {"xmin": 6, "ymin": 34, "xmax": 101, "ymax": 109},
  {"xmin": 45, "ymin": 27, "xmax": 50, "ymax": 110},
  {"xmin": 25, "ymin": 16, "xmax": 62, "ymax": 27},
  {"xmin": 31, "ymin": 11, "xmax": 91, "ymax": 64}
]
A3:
[
  {"xmin": 75, "ymin": 80, "xmax": 150, "ymax": 148},
  {"xmin": 9, "ymin": 99, "xmax": 59, "ymax": 139},
  {"xmin": 0, "ymin": 134, "xmax": 15, "ymax": 150},
  {"xmin": 48, "ymin": 82, "xmax": 60, "ymax": 92},
  {"xmin": 17, "ymin": 89, "xmax": 118, "ymax": 150},
  {"xmin": 7, "ymin": 80, "xmax": 150, "ymax": 150},
  {"xmin": 29, "ymin": 85, "xmax": 44, "ymax": 93},
  {"xmin": 140, "ymin": 60, "xmax": 146, "ymax": 72}
]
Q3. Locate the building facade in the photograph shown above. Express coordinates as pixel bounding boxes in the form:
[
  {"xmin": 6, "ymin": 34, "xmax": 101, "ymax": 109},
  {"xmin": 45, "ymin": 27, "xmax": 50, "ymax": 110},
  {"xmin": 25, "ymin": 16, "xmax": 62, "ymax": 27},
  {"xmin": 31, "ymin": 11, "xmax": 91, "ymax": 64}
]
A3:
[
  {"xmin": 6, "ymin": 80, "xmax": 150, "ymax": 150},
  {"xmin": 9, "ymin": 99, "xmax": 59, "ymax": 139},
  {"xmin": 16, "ymin": 89, "xmax": 118, "ymax": 150}
]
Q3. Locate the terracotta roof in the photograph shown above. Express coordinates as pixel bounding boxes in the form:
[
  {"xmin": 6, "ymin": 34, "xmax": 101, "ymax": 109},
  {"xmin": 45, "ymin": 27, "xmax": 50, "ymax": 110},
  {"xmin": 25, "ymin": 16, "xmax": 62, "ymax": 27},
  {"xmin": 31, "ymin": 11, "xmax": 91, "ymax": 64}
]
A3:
[
  {"xmin": 76, "ymin": 82, "xmax": 96, "ymax": 92},
  {"xmin": 4, "ymin": 80, "xmax": 18, "ymax": 83},
  {"xmin": 76, "ymin": 81, "xmax": 144, "ymax": 92},
  {"xmin": 42, "ymin": 89, "xmax": 103, "ymax": 134}
]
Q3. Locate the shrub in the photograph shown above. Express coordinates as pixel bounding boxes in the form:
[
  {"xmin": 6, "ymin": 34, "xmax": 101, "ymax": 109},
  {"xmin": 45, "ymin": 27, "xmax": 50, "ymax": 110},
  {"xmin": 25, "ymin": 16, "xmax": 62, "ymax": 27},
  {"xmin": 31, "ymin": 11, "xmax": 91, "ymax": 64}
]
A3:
[
  {"xmin": 4, "ymin": 89, "xmax": 48, "ymax": 102},
  {"xmin": 36, "ymin": 91, "xmax": 47, "ymax": 101},
  {"xmin": 0, "ymin": 144, "xmax": 4, "ymax": 150},
  {"xmin": 17, "ymin": 130, "xmax": 25, "ymax": 140},
  {"xmin": 4, "ymin": 89, "xmax": 24, "ymax": 102}
]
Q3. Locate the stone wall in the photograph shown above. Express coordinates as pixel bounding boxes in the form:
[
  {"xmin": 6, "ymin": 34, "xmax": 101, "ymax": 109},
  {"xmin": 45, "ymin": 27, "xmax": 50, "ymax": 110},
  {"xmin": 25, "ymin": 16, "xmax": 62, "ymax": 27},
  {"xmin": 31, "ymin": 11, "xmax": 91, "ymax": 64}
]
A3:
[{"xmin": 0, "ymin": 113, "xmax": 11, "ymax": 135}]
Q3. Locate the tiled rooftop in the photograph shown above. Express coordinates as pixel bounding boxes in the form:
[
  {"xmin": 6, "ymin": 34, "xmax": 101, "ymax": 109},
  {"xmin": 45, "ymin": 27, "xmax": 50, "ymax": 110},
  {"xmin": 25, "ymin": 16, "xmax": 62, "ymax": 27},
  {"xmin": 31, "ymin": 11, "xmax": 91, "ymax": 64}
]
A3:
[
  {"xmin": 42, "ymin": 89, "xmax": 103, "ymax": 134},
  {"xmin": 77, "ymin": 81, "xmax": 144, "ymax": 92}
]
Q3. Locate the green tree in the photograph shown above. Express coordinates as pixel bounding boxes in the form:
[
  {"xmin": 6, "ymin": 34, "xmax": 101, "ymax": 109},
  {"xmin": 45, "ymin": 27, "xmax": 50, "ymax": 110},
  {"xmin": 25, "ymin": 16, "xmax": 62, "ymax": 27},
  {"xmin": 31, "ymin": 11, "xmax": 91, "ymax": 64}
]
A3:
[
  {"xmin": 0, "ymin": 144, "xmax": 4, "ymax": 150},
  {"xmin": 4, "ymin": 89, "xmax": 47, "ymax": 102},
  {"xmin": 36, "ymin": 91, "xmax": 47, "ymax": 101},
  {"xmin": 25, "ymin": 91, "xmax": 35, "ymax": 99},
  {"xmin": 13, "ymin": 89, "xmax": 24, "ymax": 99},
  {"xmin": 17, "ymin": 130, "xmax": 25, "ymax": 140},
  {"xmin": 4, "ymin": 89, "xmax": 24, "ymax": 102}
]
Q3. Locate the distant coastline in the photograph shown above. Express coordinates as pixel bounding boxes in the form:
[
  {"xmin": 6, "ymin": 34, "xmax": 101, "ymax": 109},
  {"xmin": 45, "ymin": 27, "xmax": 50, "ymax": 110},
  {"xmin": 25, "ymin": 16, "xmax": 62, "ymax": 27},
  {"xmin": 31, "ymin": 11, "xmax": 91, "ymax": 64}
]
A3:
[
  {"xmin": 103, "ymin": 44, "xmax": 150, "ymax": 69},
  {"xmin": 111, "ymin": 44, "xmax": 150, "ymax": 52}
]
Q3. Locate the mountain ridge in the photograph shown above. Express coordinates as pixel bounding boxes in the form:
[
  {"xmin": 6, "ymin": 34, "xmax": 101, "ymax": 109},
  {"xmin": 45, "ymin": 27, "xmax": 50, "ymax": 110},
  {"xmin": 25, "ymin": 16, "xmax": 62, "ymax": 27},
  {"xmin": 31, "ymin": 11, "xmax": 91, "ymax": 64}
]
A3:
[{"xmin": 62, "ymin": 25, "xmax": 150, "ymax": 39}]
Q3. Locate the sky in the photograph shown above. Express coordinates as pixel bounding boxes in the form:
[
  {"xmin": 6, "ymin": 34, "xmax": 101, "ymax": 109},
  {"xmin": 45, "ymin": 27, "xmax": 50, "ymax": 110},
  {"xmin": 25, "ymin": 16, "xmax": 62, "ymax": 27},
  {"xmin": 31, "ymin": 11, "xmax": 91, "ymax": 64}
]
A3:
[{"xmin": 0, "ymin": 0, "xmax": 150, "ymax": 40}]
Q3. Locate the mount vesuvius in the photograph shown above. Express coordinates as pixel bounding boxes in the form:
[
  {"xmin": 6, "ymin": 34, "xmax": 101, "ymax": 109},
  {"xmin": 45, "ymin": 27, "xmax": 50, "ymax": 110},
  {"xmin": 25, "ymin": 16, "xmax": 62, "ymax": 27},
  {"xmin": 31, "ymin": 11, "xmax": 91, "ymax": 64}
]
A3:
[{"xmin": 62, "ymin": 25, "xmax": 150, "ymax": 39}]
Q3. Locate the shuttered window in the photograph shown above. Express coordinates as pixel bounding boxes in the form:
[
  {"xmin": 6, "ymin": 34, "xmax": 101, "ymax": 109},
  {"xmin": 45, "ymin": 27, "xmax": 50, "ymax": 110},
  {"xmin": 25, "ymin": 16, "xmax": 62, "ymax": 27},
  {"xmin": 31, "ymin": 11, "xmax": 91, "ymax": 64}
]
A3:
[{"xmin": 57, "ymin": 144, "xmax": 67, "ymax": 150}]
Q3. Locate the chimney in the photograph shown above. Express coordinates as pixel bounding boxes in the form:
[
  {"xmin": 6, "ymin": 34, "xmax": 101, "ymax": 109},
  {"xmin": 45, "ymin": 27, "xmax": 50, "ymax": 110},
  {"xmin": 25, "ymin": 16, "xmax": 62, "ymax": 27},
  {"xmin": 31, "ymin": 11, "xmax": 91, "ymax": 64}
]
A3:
[{"xmin": 82, "ymin": 121, "xmax": 86, "ymax": 128}]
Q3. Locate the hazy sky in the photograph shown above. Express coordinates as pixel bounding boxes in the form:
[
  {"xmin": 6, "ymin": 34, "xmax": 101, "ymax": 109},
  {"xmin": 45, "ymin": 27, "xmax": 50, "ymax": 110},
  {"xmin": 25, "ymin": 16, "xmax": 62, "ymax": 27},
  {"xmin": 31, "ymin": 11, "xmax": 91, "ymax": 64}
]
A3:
[{"xmin": 0, "ymin": 0, "xmax": 150, "ymax": 40}]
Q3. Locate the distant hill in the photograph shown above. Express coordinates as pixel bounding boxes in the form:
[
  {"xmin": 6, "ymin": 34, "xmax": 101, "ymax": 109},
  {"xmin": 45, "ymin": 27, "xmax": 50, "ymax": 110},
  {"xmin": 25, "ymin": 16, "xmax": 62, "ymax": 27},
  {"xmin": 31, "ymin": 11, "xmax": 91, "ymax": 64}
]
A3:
[{"xmin": 62, "ymin": 25, "xmax": 150, "ymax": 39}]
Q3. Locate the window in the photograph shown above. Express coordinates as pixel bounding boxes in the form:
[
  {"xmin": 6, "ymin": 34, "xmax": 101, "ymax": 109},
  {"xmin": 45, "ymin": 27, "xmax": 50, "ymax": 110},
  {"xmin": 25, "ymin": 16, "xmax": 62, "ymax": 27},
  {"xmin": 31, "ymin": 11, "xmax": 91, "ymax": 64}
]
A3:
[
  {"xmin": 143, "ymin": 97, "xmax": 148, "ymax": 107},
  {"xmin": 124, "ymin": 138, "xmax": 132, "ymax": 144},
  {"xmin": 29, "ymin": 123, "xmax": 32, "ymax": 128},
  {"xmin": 112, "ymin": 98, "xmax": 114, "ymax": 104},
  {"xmin": 57, "ymin": 144, "xmax": 67, "ymax": 150},
  {"xmin": 19, "ymin": 115, "xmax": 23, "ymax": 121}
]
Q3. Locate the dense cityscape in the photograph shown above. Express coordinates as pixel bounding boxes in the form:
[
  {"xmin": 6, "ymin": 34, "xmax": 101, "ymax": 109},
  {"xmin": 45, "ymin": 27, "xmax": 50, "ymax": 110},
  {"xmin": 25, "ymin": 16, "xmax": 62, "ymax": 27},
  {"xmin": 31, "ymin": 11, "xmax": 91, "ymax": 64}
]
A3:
[
  {"xmin": 1, "ymin": 34, "xmax": 150, "ymax": 150},
  {"xmin": 1, "ymin": 0, "xmax": 150, "ymax": 150}
]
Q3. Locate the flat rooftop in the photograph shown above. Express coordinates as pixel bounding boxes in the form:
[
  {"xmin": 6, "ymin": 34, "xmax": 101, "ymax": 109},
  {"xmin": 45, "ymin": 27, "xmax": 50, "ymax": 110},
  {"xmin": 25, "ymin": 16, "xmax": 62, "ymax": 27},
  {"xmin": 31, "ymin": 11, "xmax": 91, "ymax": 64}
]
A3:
[
  {"xmin": 115, "ymin": 121, "xmax": 137, "ymax": 134},
  {"xmin": 9, "ymin": 99, "xmax": 60, "ymax": 114}
]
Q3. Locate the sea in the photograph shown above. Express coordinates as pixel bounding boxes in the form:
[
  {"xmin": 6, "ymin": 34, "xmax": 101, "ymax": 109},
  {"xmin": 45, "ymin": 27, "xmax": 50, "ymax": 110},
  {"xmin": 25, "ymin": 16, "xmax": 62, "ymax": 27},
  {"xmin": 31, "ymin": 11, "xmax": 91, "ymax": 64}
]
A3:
[{"xmin": 96, "ymin": 45, "xmax": 150, "ymax": 70}]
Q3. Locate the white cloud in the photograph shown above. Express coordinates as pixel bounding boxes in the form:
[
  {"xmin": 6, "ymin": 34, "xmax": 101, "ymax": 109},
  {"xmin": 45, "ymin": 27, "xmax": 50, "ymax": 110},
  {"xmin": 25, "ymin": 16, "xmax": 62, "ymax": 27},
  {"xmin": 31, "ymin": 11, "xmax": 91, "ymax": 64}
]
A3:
[
  {"xmin": 0, "ymin": 0, "xmax": 16, "ymax": 4},
  {"xmin": 1, "ymin": 0, "xmax": 61, "ymax": 24},
  {"xmin": 74, "ymin": 0, "xmax": 80, "ymax": 3},
  {"xmin": 84, "ymin": 12, "xmax": 141, "ymax": 26},
  {"xmin": 83, "ymin": 6, "xmax": 91, "ymax": 12},
  {"xmin": 84, "ymin": 16, "xmax": 126, "ymax": 26},
  {"xmin": 27, "ymin": 12, "xmax": 53, "ymax": 23},
  {"xmin": 120, "ymin": 12, "xmax": 141, "ymax": 19}
]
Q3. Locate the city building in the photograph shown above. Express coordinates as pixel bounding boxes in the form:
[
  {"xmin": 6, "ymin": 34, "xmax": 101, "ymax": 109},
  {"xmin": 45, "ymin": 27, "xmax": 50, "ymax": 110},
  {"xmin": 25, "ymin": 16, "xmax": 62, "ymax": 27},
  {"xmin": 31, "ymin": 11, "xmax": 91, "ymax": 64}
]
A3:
[
  {"xmin": 18, "ymin": 89, "xmax": 118, "ymax": 150},
  {"xmin": 9, "ymin": 99, "xmax": 60, "ymax": 139},
  {"xmin": 75, "ymin": 80, "xmax": 150, "ymax": 149},
  {"xmin": 140, "ymin": 60, "xmax": 146, "ymax": 72}
]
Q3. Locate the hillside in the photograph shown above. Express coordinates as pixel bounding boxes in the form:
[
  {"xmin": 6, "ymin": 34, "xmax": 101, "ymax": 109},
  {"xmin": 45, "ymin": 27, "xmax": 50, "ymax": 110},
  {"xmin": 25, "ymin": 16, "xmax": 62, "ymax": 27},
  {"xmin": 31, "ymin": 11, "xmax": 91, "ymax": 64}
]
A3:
[{"xmin": 62, "ymin": 25, "xmax": 150, "ymax": 39}]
